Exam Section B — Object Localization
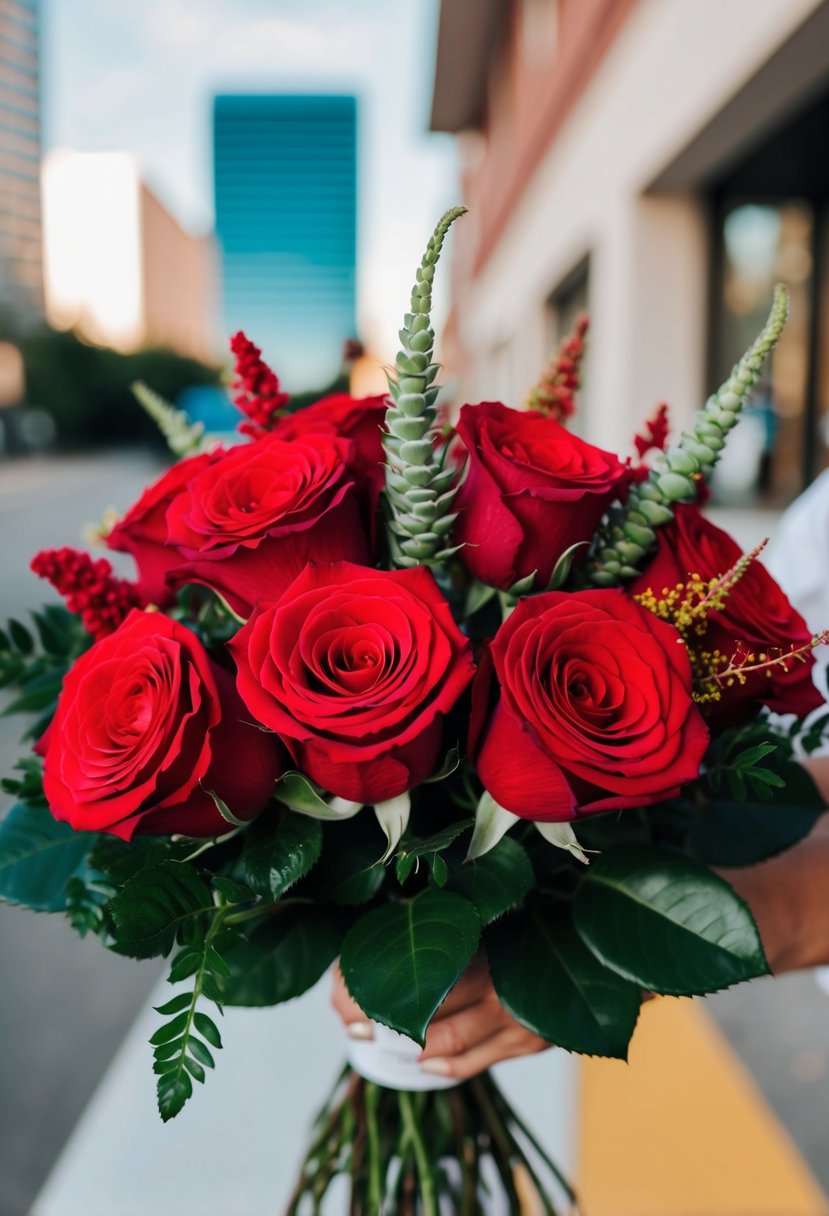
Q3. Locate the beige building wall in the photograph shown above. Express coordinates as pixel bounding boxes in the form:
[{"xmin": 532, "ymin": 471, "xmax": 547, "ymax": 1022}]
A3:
[
  {"xmin": 140, "ymin": 185, "xmax": 217, "ymax": 363},
  {"xmin": 447, "ymin": 0, "xmax": 827, "ymax": 457},
  {"xmin": 42, "ymin": 150, "xmax": 217, "ymax": 361}
]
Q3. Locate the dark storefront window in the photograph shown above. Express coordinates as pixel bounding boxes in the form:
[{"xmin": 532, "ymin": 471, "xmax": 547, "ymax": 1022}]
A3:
[{"xmin": 708, "ymin": 91, "xmax": 829, "ymax": 507}]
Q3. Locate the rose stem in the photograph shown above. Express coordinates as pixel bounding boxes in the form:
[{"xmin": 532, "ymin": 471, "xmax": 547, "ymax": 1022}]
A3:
[
  {"xmin": 363, "ymin": 1081, "xmax": 384, "ymax": 1214},
  {"xmin": 467, "ymin": 1077, "xmax": 522, "ymax": 1215},
  {"xmin": 398, "ymin": 1089, "xmax": 439, "ymax": 1216},
  {"xmin": 483, "ymin": 1072, "xmax": 579, "ymax": 1211}
]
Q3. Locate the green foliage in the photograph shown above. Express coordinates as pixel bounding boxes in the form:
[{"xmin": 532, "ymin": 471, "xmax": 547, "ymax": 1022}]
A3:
[
  {"xmin": 1, "ymin": 756, "xmax": 47, "ymax": 806},
  {"xmin": 447, "ymin": 837, "xmax": 534, "ymax": 924},
  {"xmin": 0, "ymin": 606, "xmax": 89, "ymax": 738},
  {"xmin": 17, "ymin": 325, "xmax": 220, "ymax": 449},
  {"xmin": 242, "ymin": 809, "xmax": 323, "ymax": 899},
  {"xmin": 0, "ymin": 803, "xmax": 98, "ymax": 912},
  {"xmin": 393, "ymin": 818, "xmax": 474, "ymax": 886},
  {"xmin": 340, "ymin": 889, "xmax": 480, "ymax": 1044},
  {"xmin": 689, "ymin": 759, "xmax": 824, "ymax": 866},
  {"xmin": 487, "ymin": 902, "xmax": 641, "ymax": 1058},
  {"xmin": 222, "ymin": 906, "xmax": 343, "ymax": 1007},
  {"xmin": 572, "ymin": 845, "xmax": 769, "ymax": 995},
  {"xmin": 309, "ymin": 816, "xmax": 387, "ymax": 906},
  {"xmin": 151, "ymin": 916, "xmax": 232, "ymax": 1121},
  {"xmin": 106, "ymin": 860, "xmax": 215, "ymax": 958}
]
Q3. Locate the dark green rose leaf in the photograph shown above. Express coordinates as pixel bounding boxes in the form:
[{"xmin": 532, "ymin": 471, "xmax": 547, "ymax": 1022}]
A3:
[
  {"xmin": 486, "ymin": 902, "xmax": 641, "ymax": 1059},
  {"xmin": 340, "ymin": 889, "xmax": 481, "ymax": 1045},
  {"xmin": 107, "ymin": 861, "xmax": 214, "ymax": 958},
  {"xmin": 0, "ymin": 802, "xmax": 98, "ymax": 912},
  {"xmin": 448, "ymin": 837, "xmax": 534, "ymax": 924},
  {"xmin": 689, "ymin": 762, "xmax": 824, "ymax": 866},
  {"xmin": 573, "ymin": 845, "xmax": 769, "ymax": 995},
  {"xmin": 242, "ymin": 810, "xmax": 322, "ymax": 900},
  {"xmin": 222, "ymin": 906, "xmax": 342, "ymax": 1007}
]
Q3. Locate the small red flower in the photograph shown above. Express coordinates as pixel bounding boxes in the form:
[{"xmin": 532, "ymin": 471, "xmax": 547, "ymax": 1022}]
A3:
[
  {"xmin": 31, "ymin": 547, "xmax": 145, "ymax": 641},
  {"xmin": 229, "ymin": 332, "xmax": 289, "ymax": 436}
]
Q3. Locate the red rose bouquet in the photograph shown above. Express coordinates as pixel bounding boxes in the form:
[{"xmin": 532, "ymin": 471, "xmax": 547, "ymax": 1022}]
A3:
[{"xmin": 2, "ymin": 208, "xmax": 827, "ymax": 1213}]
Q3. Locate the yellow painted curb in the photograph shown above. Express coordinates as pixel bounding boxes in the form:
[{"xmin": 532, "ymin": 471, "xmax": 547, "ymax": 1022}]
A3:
[{"xmin": 577, "ymin": 996, "xmax": 828, "ymax": 1216}]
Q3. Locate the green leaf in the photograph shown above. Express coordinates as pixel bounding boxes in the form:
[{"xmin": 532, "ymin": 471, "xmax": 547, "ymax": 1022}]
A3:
[
  {"xmin": 184, "ymin": 1056, "xmax": 205, "ymax": 1084},
  {"xmin": 193, "ymin": 1011, "xmax": 222, "ymax": 1048},
  {"xmin": 448, "ymin": 837, "xmax": 534, "ymax": 924},
  {"xmin": 690, "ymin": 760, "xmax": 824, "ymax": 866},
  {"xmin": 202, "ymin": 788, "xmax": 249, "ymax": 827},
  {"xmin": 168, "ymin": 949, "xmax": 201, "ymax": 983},
  {"xmin": 340, "ymin": 889, "xmax": 481, "ymax": 1045},
  {"xmin": 0, "ymin": 803, "xmax": 98, "ymax": 912},
  {"xmin": 149, "ymin": 1011, "xmax": 190, "ymax": 1045},
  {"xmin": 487, "ymin": 903, "xmax": 641, "ymax": 1058},
  {"xmin": 222, "ymin": 906, "xmax": 342, "ymax": 1007},
  {"xmin": 312, "ymin": 823, "xmax": 386, "ymax": 906},
  {"xmin": 573, "ymin": 845, "xmax": 769, "ymax": 995},
  {"xmin": 212, "ymin": 876, "xmax": 255, "ymax": 905},
  {"xmin": 8, "ymin": 619, "xmax": 34, "ymax": 654},
  {"xmin": 275, "ymin": 771, "xmax": 362, "ymax": 820},
  {"xmin": 188, "ymin": 1038, "xmax": 215, "ymax": 1070},
  {"xmin": 106, "ymin": 861, "xmax": 214, "ymax": 958},
  {"xmin": 153, "ymin": 1036, "xmax": 185, "ymax": 1061},
  {"xmin": 157, "ymin": 1070, "xmax": 192, "ymax": 1122},
  {"xmin": 242, "ymin": 810, "xmax": 322, "ymax": 900},
  {"xmin": 153, "ymin": 992, "xmax": 193, "ymax": 1016}
]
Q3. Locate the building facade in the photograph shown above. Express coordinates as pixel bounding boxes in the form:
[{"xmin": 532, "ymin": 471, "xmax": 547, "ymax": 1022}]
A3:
[
  {"xmin": 0, "ymin": 0, "xmax": 43, "ymax": 327},
  {"xmin": 41, "ymin": 150, "xmax": 217, "ymax": 361},
  {"xmin": 213, "ymin": 93, "xmax": 357, "ymax": 391},
  {"xmin": 431, "ymin": 0, "xmax": 829, "ymax": 507}
]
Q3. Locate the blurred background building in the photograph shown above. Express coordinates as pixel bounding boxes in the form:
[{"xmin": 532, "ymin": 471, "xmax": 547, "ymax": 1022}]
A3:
[
  {"xmin": 432, "ymin": 0, "xmax": 829, "ymax": 508},
  {"xmin": 0, "ymin": 0, "xmax": 43, "ymax": 327},
  {"xmin": 41, "ymin": 150, "xmax": 217, "ymax": 361},
  {"xmin": 213, "ymin": 93, "xmax": 358, "ymax": 390}
]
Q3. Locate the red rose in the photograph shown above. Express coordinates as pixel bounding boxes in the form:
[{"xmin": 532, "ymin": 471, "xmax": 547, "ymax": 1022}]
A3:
[
  {"xmin": 273, "ymin": 394, "xmax": 387, "ymax": 502},
  {"xmin": 165, "ymin": 432, "xmax": 370, "ymax": 617},
  {"xmin": 453, "ymin": 402, "xmax": 629, "ymax": 590},
  {"xmin": 38, "ymin": 611, "xmax": 283, "ymax": 839},
  {"xmin": 107, "ymin": 451, "xmax": 218, "ymax": 606},
  {"xmin": 630, "ymin": 505, "xmax": 824, "ymax": 721},
  {"xmin": 472, "ymin": 590, "xmax": 709, "ymax": 821},
  {"xmin": 229, "ymin": 561, "xmax": 475, "ymax": 804}
]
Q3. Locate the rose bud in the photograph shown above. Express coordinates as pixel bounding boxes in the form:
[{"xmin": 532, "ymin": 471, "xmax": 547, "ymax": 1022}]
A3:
[
  {"xmin": 453, "ymin": 402, "xmax": 629, "ymax": 590},
  {"xmin": 229, "ymin": 561, "xmax": 475, "ymax": 805},
  {"xmin": 37, "ymin": 610, "xmax": 283, "ymax": 839}
]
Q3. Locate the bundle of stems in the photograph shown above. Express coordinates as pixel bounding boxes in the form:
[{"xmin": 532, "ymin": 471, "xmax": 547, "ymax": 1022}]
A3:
[{"xmin": 286, "ymin": 1067, "xmax": 579, "ymax": 1215}]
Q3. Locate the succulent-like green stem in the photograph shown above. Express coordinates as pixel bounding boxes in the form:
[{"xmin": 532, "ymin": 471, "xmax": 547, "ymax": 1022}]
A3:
[
  {"xmin": 581, "ymin": 285, "xmax": 789, "ymax": 587},
  {"xmin": 384, "ymin": 206, "xmax": 466, "ymax": 567}
]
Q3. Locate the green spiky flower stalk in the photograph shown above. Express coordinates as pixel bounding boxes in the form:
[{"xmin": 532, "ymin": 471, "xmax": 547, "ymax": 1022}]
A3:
[
  {"xmin": 581, "ymin": 284, "xmax": 789, "ymax": 588},
  {"xmin": 132, "ymin": 380, "xmax": 205, "ymax": 458},
  {"xmin": 383, "ymin": 206, "xmax": 466, "ymax": 568}
]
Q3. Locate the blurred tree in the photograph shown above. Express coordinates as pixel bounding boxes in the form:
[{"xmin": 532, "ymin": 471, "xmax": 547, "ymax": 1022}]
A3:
[{"xmin": 2, "ymin": 322, "xmax": 221, "ymax": 450}]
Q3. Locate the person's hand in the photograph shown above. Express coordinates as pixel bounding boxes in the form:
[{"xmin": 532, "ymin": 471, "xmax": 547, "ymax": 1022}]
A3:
[{"xmin": 331, "ymin": 955, "xmax": 549, "ymax": 1080}]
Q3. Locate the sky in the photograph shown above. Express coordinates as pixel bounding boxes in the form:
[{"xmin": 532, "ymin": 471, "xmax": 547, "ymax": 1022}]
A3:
[{"xmin": 41, "ymin": 0, "xmax": 460, "ymax": 362}]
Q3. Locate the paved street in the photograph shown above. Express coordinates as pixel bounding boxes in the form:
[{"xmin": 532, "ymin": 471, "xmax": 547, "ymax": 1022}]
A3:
[
  {"xmin": 0, "ymin": 452, "xmax": 167, "ymax": 1216},
  {"xmin": 1, "ymin": 452, "xmax": 829, "ymax": 1213}
]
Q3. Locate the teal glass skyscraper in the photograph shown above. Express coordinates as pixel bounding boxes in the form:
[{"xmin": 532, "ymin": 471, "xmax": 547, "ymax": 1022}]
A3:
[{"xmin": 213, "ymin": 94, "xmax": 357, "ymax": 390}]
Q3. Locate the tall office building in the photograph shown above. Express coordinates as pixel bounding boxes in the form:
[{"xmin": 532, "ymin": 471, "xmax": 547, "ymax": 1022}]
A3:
[
  {"xmin": 0, "ymin": 0, "xmax": 42, "ymax": 326},
  {"xmin": 213, "ymin": 94, "xmax": 357, "ymax": 389}
]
